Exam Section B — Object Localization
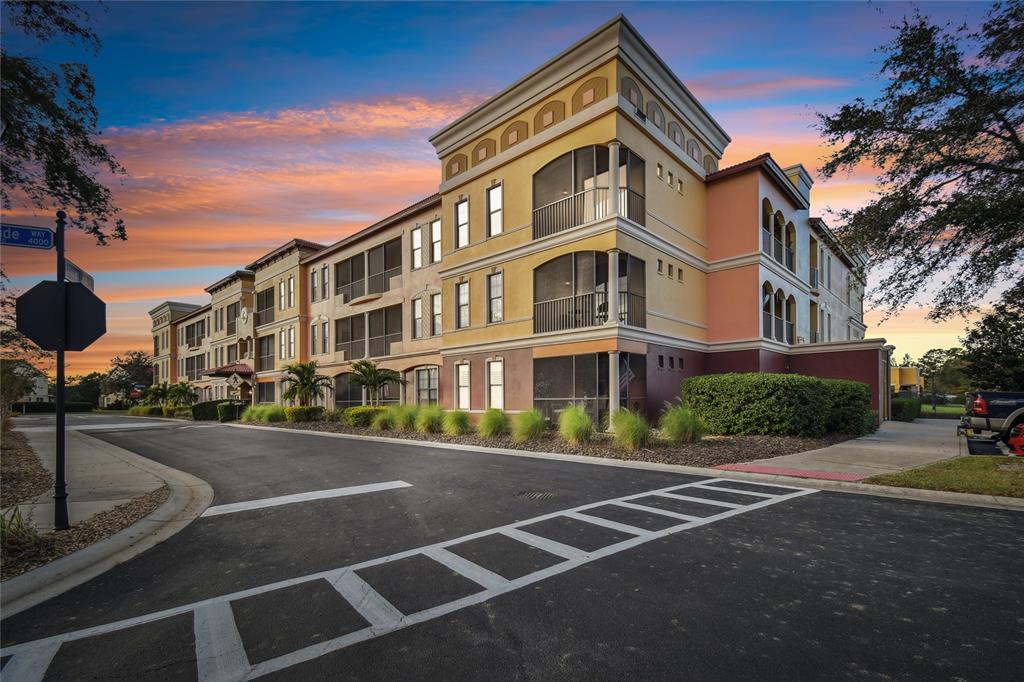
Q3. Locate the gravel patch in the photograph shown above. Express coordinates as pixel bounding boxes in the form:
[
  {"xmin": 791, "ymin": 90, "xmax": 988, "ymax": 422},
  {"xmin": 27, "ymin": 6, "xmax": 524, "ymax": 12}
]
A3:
[
  {"xmin": 1, "ymin": 428, "xmax": 53, "ymax": 508},
  {"xmin": 261, "ymin": 421, "xmax": 851, "ymax": 468},
  {"xmin": 1, "ymin": 485, "xmax": 171, "ymax": 581}
]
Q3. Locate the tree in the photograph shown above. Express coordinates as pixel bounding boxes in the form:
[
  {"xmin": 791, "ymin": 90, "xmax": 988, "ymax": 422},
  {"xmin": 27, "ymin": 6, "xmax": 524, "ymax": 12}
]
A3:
[
  {"xmin": 961, "ymin": 300, "xmax": 1024, "ymax": 390},
  {"xmin": 817, "ymin": 1, "xmax": 1024, "ymax": 320},
  {"xmin": 166, "ymin": 382, "xmax": 197, "ymax": 407},
  {"xmin": 0, "ymin": 359, "xmax": 37, "ymax": 417},
  {"xmin": 281, "ymin": 362, "xmax": 333, "ymax": 407},
  {"xmin": 66, "ymin": 371, "xmax": 104, "ymax": 405},
  {"xmin": 914, "ymin": 348, "xmax": 969, "ymax": 407},
  {"xmin": 141, "ymin": 381, "xmax": 169, "ymax": 406},
  {"xmin": 1, "ymin": 1, "xmax": 127, "ymax": 243},
  {"xmin": 101, "ymin": 350, "xmax": 153, "ymax": 398},
  {"xmin": 346, "ymin": 360, "xmax": 404, "ymax": 407}
]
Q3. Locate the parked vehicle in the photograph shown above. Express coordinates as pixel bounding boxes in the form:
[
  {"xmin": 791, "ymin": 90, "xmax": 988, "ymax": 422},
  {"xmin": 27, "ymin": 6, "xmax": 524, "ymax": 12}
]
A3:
[{"xmin": 962, "ymin": 391, "xmax": 1024, "ymax": 442}]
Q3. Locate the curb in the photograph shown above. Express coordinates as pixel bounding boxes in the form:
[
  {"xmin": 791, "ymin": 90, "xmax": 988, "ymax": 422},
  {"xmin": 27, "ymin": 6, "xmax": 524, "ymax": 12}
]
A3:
[
  {"xmin": 227, "ymin": 423, "xmax": 1024, "ymax": 513},
  {"xmin": 1, "ymin": 432, "xmax": 214, "ymax": 618}
]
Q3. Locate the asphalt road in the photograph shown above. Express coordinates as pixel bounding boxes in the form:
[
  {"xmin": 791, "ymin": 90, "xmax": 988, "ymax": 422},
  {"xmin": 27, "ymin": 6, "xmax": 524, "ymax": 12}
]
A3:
[{"xmin": 2, "ymin": 415, "xmax": 1022, "ymax": 681}]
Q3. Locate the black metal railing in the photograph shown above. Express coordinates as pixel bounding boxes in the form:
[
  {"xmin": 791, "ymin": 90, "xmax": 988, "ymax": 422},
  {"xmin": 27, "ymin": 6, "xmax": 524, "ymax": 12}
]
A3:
[
  {"xmin": 533, "ymin": 291, "xmax": 645, "ymax": 333},
  {"xmin": 762, "ymin": 230, "xmax": 772, "ymax": 255},
  {"xmin": 620, "ymin": 188, "xmax": 645, "ymax": 226},
  {"xmin": 619, "ymin": 291, "xmax": 646, "ymax": 327},
  {"xmin": 763, "ymin": 311, "xmax": 772, "ymax": 337},
  {"xmin": 774, "ymin": 316, "xmax": 784, "ymax": 341},
  {"xmin": 532, "ymin": 188, "xmax": 610, "ymax": 239}
]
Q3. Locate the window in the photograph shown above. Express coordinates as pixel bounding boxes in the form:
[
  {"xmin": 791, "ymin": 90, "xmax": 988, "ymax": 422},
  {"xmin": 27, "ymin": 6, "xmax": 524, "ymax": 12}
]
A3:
[
  {"xmin": 335, "ymin": 314, "xmax": 366, "ymax": 360},
  {"xmin": 335, "ymin": 254, "xmax": 365, "ymax": 301},
  {"xmin": 431, "ymin": 293, "xmax": 442, "ymax": 335},
  {"xmin": 288, "ymin": 276, "xmax": 294, "ymax": 308},
  {"xmin": 678, "ymin": 268, "xmax": 683, "ymax": 282},
  {"xmin": 657, "ymin": 259, "xmax": 663, "ymax": 274},
  {"xmin": 226, "ymin": 302, "xmax": 239, "ymax": 335},
  {"xmin": 310, "ymin": 323, "xmax": 318, "ymax": 354},
  {"xmin": 279, "ymin": 281, "xmax": 286, "ymax": 310},
  {"xmin": 487, "ymin": 273, "xmax": 503, "ymax": 323},
  {"xmin": 321, "ymin": 265, "xmax": 329, "ymax": 300},
  {"xmin": 257, "ymin": 382, "xmax": 276, "ymax": 404},
  {"xmin": 657, "ymin": 163, "xmax": 663, "ymax": 179},
  {"xmin": 430, "ymin": 219, "xmax": 442, "ymax": 263},
  {"xmin": 456, "ymin": 363, "xmax": 470, "ymax": 410},
  {"xmin": 658, "ymin": 354, "xmax": 664, "ymax": 369},
  {"xmin": 334, "ymin": 373, "xmax": 363, "ymax": 409},
  {"xmin": 367, "ymin": 237, "xmax": 402, "ymax": 294},
  {"xmin": 677, "ymin": 179, "xmax": 683, "ymax": 193},
  {"xmin": 667, "ymin": 264, "xmax": 674, "ymax": 278},
  {"xmin": 279, "ymin": 330, "xmax": 286, "ymax": 359},
  {"xmin": 487, "ymin": 184, "xmax": 503, "ymax": 237},
  {"xmin": 311, "ymin": 270, "xmax": 319, "ymax": 302},
  {"xmin": 288, "ymin": 327, "xmax": 295, "ymax": 358},
  {"xmin": 667, "ymin": 171, "xmax": 673, "ymax": 186},
  {"xmin": 678, "ymin": 356, "xmax": 684, "ymax": 370},
  {"xmin": 487, "ymin": 360, "xmax": 504, "ymax": 409},
  {"xmin": 455, "ymin": 199, "xmax": 469, "ymax": 249},
  {"xmin": 258, "ymin": 334, "xmax": 274, "ymax": 370},
  {"xmin": 416, "ymin": 367, "xmax": 438, "ymax": 405},
  {"xmin": 411, "ymin": 227, "xmax": 423, "ymax": 269},
  {"xmin": 412, "ymin": 298, "xmax": 424, "ymax": 339},
  {"xmin": 456, "ymin": 282, "xmax": 470, "ymax": 329},
  {"xmin": 227, "ymin": 345, "xmax": 238, "ymax": 363},
  {"xmin": 154, "ymin": 335, "xmax": 160, "ymax": 355},
  {"xmin": 367, "ymin": 304, "xmax": 402, "ymax": 357},
  {"xmin": 668, "ymin": 356, "xmax": 675, "ymax": 370},
  {"xmin": 321, "ymin": 321, "xmax": 329, "ymax": 354}
]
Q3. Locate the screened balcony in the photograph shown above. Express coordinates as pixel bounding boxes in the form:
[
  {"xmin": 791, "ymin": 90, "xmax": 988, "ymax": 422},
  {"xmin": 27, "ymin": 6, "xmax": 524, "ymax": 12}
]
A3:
[
  {"xmin": 532, "ymin": 144, "xmax": 645, "ymax": 239},
  {"xmin": 533, "ymin": 251, "xmax": 646, "ymax": 334},
  {"xmin": 760, "ymin": 199, "xmax": 796, "ymax": 273}
]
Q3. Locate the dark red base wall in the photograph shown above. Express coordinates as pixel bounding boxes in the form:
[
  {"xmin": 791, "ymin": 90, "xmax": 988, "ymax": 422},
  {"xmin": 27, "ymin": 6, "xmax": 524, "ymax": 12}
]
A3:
[
  {"xmin": 441, "ymin": 347, "xmax": 534, "ymax": 412},
  {"xmin": 645, "ymin": 345, "xmax": 707, "ymax": 419}
]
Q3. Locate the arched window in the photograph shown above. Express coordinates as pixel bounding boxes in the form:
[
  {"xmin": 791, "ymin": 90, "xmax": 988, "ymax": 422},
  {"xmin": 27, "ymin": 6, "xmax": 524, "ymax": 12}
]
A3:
[
  {"xmin": 533, "ymin": 251, "xmax": 645, "ymax": 332},
  {"xmin": 446, "ymin": 153, "xmax": 468, "ymax": 180},
  {"xmin": 534, "ymin": 100, "xmax": 565, "ymax": 132},
  {"xmin": 785, "ymin": 295, "xmax": 797, "ymax": 344},
  {"xmin": 761, "ymin": 198, "xmax": 773, "ymax": 231},
  {"xmin": 668, "ymin": 122, "xmax": 684, "ymax": 147},
  {"xmin": 501, "ymin": 121, "xmax": 528, "ymax": 151},
  {"xmin": 686, "ymin": 139, "xmax": 701, "ymax": 163},
  {"xmin": 762, "ymin": 282, "xmax": 775, "ymax": 338},
  {"xmin": 646, "ymin": 101, "xmax": 665, "ymax": 131},
  {"xmin": 471, "ymin": 138, "xmax": 496, "ymax": 166},
  {"xmin": 702, "ymin": 155, "xmax": 717, "ymax": 174},
  {"xmin": 784, "ymin": 222, "xmax": 797, "ymax": 271},
  {"xmin": 572, "ymin": 77, "xmax": 608, "ymax": 114},
  {"xmin": 621, "ymin": 77, "xmax": 643, "ymax": 109}
]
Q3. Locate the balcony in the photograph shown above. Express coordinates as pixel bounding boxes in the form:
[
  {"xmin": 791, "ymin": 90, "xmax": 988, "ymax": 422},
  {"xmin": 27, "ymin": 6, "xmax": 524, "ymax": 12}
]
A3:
[
  {"xmin": 761, "ymin": 229, "xmax": 795, "ymax": 273},
  {"xmin": 368, "ymin": 332, "xmax": 401, "ymax": 358},
  {"xmin": 532, "ymin": 188, "xmax": 644, "ymax": 240},
  {"xmin": 786, "ymin": 321, "xmax": 795, "ymax": 345},
  {"xmin": 533, "ymin": 291, "xmax": 645, "ymax": 334},
  {"xmin": 254, "ymin": 307, "xmax": 274, "ymax": 327}
]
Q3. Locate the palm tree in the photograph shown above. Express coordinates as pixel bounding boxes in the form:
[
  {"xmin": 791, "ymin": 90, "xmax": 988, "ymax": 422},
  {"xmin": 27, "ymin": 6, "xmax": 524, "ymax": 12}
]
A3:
[
  {"xmin": 281, "ymin": 361, "xmax": 333, "ymax": 407},
  {"xmin": 167, "ymin": 381, "xmax": 198, "ymax": 407},
  {"xmin": 347, "ymin": 360, "xmax": 405, "ymax": 406},
  {"xmin": 142, "ymin": 382, "xmax": 170, "ymax": 406}
]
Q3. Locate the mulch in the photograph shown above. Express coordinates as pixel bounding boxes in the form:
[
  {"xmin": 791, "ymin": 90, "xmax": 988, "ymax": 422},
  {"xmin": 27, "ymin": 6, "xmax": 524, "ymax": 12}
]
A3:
[
  {"xmin": 1, "ymin": 428, "xmax": 54, "ymax": 508},
  {"xmin": 265, "ymin": 421, "xmax": 851, "ymax": 469},
  {"xmin": 1, "ymin": 485, "xmax": 171, "ymax": 581}
]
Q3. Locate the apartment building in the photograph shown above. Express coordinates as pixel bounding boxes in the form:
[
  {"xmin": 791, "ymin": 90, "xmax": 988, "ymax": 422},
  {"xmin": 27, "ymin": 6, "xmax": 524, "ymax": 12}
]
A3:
[{"xmin": 149, "ymin": 15, "xmax": 892, "ymax": 420}]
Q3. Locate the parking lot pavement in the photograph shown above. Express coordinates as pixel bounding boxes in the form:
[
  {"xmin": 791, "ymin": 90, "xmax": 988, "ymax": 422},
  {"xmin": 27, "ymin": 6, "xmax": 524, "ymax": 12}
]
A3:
[{"xmin": 2, "ymin": 420, "xmax": 1022, "ymax": 680}]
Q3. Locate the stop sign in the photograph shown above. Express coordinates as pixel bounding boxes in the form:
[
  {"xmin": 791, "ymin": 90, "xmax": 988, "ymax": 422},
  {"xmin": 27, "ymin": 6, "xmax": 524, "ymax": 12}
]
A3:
[{"xmin": 16, "ymin": 281, "xmax": 106, "ymax": 351}]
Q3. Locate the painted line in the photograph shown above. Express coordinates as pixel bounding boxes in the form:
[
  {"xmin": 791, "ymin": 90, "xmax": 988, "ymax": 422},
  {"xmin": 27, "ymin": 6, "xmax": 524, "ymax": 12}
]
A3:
[
  {"xmin": 612, "ymin": 500, "xmax": 702, "ymax": 523},
  {"xmin": 200, "ymin": 481, "xmax": 412, "ymax": 518},
  {"xmin": 691, "ymin": 483, "xmax": 776, "ymax": 498},
  {"xmin": 565, "ymin": 511, "xmax": 652, "ymax": 536},
  {"xmin": 653, "ymin": 491, "xmax": 742, "ymax": 509},
  {"xmin": 0, "ymin": 641, "xmax": 61, "ymax": 682},
  {"xmin": 16, "ymin": 422, "xmax": 169, "ymax": 433},
  {"xmin": 328, "ymin": 569, "xmax": 404, "ymax": 629},
  {"xmin": 498, "ymin": 528, "xmax": 588, "ymax": 561},
  {"xmin": 193, "ymin": 602, "xmax": 249, "ymax": 682},
  {"xmin": 0, "ymin": 478, "xmax": 818, "ymax": 679},
  {"xmin": 715, "ymin": 463, "xmax": 869, "ymax": 482},
  {"xmin": 423, "ymin": 547, "xmax": 509, "ymax": 591}
]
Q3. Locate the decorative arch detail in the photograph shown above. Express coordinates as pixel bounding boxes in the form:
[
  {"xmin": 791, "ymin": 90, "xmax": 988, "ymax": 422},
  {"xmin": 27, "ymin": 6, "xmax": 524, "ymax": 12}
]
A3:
[
  {"xmin": 702, "ymin": 154, "xmax": 718, "ymax": 173},
  {"xmin": 571, "ymin": 76, "xmax": 608, "ymax": 114},
  {"xmin": 668, "ymin": 122, "xmax": 684, "ymax": 147},
  {"xmin": 445, "ymin": 153, "xmax": 468, "ymax": 180},
  {"xmin": 471, "ymin": 138, "xmax": 496, "ymax": 166},
  {"xmin": 534, "ymin": 100, "xmax": 565, "ymax": 132},
  {"xmin": 501, "ymin": 121, "xmax": 528, "ymax": 151},
  {"xmin": 621, "ymin": 76, "xmax": 643, "ymax": 109},
  {"xmin": 645, "ymin": 101, "xmax": 665, "ymax": 131}
]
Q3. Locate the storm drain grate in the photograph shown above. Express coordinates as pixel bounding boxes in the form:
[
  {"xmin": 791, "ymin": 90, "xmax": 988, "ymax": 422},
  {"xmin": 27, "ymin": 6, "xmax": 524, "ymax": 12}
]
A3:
[{"xmin": 514, "ymin": 490, "xmax": 558, "ymax": 501}]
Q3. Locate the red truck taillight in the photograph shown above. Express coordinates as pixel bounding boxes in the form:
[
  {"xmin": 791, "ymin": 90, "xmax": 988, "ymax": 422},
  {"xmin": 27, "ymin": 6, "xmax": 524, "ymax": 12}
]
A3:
[{"xmin": 972, "ymin": 395, "xmax": 988, "ymax": 416}]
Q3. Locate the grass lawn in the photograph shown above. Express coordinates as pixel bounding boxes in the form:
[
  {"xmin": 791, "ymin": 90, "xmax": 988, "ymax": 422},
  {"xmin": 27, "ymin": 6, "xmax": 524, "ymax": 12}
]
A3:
[
  {"xmin": 866, "ymin": 456, "xmax": 1024, "ymax": 498},
  {"xmin": 919, "ymin": 404, "xmax": 965, "ymax": 419}
]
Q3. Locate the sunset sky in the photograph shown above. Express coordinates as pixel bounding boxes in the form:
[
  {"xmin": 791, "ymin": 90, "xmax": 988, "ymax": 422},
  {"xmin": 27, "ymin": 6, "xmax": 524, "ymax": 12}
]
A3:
[{"xmin": 0, "ymin": 1, "xmax": 992, "ymax": 374}]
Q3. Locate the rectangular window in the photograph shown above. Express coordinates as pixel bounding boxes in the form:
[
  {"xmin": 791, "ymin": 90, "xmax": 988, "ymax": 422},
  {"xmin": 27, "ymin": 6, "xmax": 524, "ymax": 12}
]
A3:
[
  {"xmin": 257, "ymin": 381, "xmax": 276, "ymax": 404},
  {"xmin": 668, "ymin": 356, "xmax": 674, "ymax": 369},
  {"xmin": 367, "ymin": 237, "xmax": 402, "ymax": 295},
  {"xmin": 667, "ymin": 171, "xmax": 673, "ymax": 186},
  {"xmin": 456, "ymin": 282, "xmax": 470, "ymax": 329},
  {"xmin": 288, "ymin": 327, "xmax": 295, "ymax": 358},
  {"xmin": 657, "ymin": 259, "xmax": 663, "ymax": 274},
  {"xmin": 487, "ymin": 360, "xmax": 504, "ymax": 409},
  {"xmin": 335, "ymin": 314, "xmax": 366, "ymax": 360},
  {"xmin": 288, "ymin": 276, "xmax": 295, "ymax": 308},
  {"xmin": 456, "ymin": 363, "xmax": 470, "ymax": 410},
  {"xmin": 279, "ymin": 281, "xmax": 286, "ymax": 310},
  {"xmin": 279, "ymin": 330, "xmax": 286, "ymax": 359},
  {"xmin": 416, "ymin": 367, "xmax": 438, "ymax": 405},
  {"xmin": 310, "ymin": 323, "xmax": 318, "ymax": 355},
  {"xmin": 455, "ymin": 199, "xmax": 469, "ymax": 249},
  {"xmin": 227, "ymin": 345, "xmax": 238, "ymax": 363},
  {"xmin": 677, "ymin": 356, "xmax": 684, "ymax": 370},
  {"xmin": 658, "ymin": 354, "xmax": 664, "ymax": 369},
  {"xmin": 487, "ymin": 272, "xmax": 503, "ymax": 323},
  {"xmin": 311, "ymin": 270, "xmax": 319, "ymax": 302},
  {"xmin": 226, "ymin": 302, "xmax": 239, "ymax": 335},
  {"xmin": 321, "ymin": 321, "xmax": 329, "ymax": 354},
  {"xmin": 667, "ymin": 264, "xmax": 674, "ymax": 278},
  {"xmin": 486, "ymin": 184, "xmax": 503, "ymax": 237},
  {"xmin": 412, "ymin": 298, "xmax": 424, "ymax": 339},
  {"xmin": 368, "ymin": 304, "xmax": 402, "ymax": 357},
  {"xmin": 321, "ymin": 265, "xmax": 329, "ymax": 300},
  {"xmin": 431, "ymin": 293, "xmax": 442, "ymax": 336},
  {"xmin": 411, "ymin": 227, "xmax": 423, "ymax": 269},
  {"xmin": 430, "ymin": 219, "xmax": 442, "ymax": 263}
]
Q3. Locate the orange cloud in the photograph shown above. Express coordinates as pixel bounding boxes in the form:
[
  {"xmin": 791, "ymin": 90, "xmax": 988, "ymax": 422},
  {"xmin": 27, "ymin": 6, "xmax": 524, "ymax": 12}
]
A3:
[{"xmin": 689, "ymin": 72, "xmax": 849, "ymax": 102}]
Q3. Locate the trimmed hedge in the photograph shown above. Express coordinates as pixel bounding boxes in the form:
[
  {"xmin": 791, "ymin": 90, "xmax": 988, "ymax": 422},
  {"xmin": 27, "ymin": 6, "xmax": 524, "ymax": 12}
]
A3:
[
  {"xmin": 241, "ymin": 405, "xmax": 286, "ymax": 423},
  {"xmin": 173, "ymin": 406, "xmax": 193, "ymax": 418},
  {"xmin": 191, "ymin": 400, "xmax": 223, "ymax": 421},
  {"xmin": 285, "ymin": 406, "xmax": 325, "ymax": 422},
  {"xmin": 681, "ymin": 373, "xmax": 873, "ymax": 437},
  {"xmin": 217, "ymin": 402, "xmax": 243, "ymax": 422},
  {"xmin": 891, "ymin": 397, "xmax": 922, "ymax": 422},
  {"xmin": 11, "ymin": 402, "xmax": 93, "ymax": 413},
  {"xmin": 344, "ymin": 406, "xmax": 386, "ymax": 427},
  {"xmin": 127, "ymin": 405, "xmax": 163, "ymax": 416}
]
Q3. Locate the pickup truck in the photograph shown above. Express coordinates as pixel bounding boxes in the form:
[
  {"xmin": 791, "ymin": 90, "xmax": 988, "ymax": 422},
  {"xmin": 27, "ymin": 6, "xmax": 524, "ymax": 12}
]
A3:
[{"xmin": 963, "ymin": 391, "xmax": 1024, "ymax": 441}]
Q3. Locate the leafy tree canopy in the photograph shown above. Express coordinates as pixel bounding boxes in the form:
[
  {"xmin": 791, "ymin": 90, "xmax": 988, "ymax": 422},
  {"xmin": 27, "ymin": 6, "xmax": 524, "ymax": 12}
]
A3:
[
  {"xmin": 961, "ymin": 300, "xmax": 1024, "ymax": 390},
  {"xmin": 1, "ymin": 0, "xmax": 127, "ymax": 243},
  {"xmin": 818, "ymin": 0, "xmax": 1024, "ymax": 320},
  {"xmin": 101, "ymin": 350, "xmax": 153, "ymax": 397}
]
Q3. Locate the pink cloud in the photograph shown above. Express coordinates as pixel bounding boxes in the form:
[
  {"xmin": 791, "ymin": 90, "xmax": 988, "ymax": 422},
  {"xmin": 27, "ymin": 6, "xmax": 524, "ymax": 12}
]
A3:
[{"xmin": 688, "ymin": 72, "xmax": 849, "ymax": 102}]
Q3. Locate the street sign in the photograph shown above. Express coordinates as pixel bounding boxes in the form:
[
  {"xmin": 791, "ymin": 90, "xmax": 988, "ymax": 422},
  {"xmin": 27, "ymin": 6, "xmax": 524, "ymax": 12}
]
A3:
[
  {"xmin": 1, "ymin": 223, "xmax": 54, "ymax": 250},
  {"xmin": 16, "ymin": 281, "xmax": 106, "ymax": 351},
  {"xmin": 65, "ymin": 259, "xmax": 95, "ymax": 291}
]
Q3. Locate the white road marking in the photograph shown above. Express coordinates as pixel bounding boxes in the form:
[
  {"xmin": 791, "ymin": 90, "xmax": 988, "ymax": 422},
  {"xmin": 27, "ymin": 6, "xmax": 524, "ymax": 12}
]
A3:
[
  {"xmin": 653, "ymin": 491, "xmax": 743, "ymax": 509},
  {"xmin": 499, "ymin": 528, "xmax": 588, "ymax": 560},
  {"xmin": 0, "ymin": 641, "xmax": 61, "ymax": 682},
  {"xmin": 328, "ymin": 570, "xmax": 404, "ymax": 629},
  {"xmin": 613, "ymin": 500, "xmax": 703, "ymax": 523},
  {"xmin": 565, "ymin": 510, "xmax": 652, "ymax": 536},
  {"xmin": 194, "ymin": 602, "xmax": 249, "ymax": 682},
  {"xmin": 0, "ymin": 477, "xmax": 817, "ymax": 681},
  {"xmin": 423, "ymin": 547, "xmax": 509, "ymax": 591},
  {"xmin": 691, "ymin": 483, "xmax": 776, "ymax": 498},
  {"xmin": 200, "ymin": 481, "xmax": 412, "ymax": 517},
  {"xmin": 16, "ymin": 422, "xmax": 167, "ymax": 433}
]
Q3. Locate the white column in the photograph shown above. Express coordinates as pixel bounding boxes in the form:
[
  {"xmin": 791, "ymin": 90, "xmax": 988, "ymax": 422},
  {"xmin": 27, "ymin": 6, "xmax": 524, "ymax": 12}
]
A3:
[
  {"xmin": 608, "ymin": 140, "xmax": 621, "ymax": 217},
  {"xmin": 607, "ymin": 249, "xmax": 620, "ymax": 325},
  {"xmin": 608, "ymin": 350, "xmax": 620, "ymax": 427}
]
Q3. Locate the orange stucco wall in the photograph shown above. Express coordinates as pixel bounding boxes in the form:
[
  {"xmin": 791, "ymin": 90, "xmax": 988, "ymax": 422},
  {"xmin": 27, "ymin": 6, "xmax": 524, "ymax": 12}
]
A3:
[
  {"xmin": 706, "ymin": 172, "xmax": 759, "ymax": 261},
  {"xmin": 707, "ymin": 264, "xmax": 758, "ymax": 341}
]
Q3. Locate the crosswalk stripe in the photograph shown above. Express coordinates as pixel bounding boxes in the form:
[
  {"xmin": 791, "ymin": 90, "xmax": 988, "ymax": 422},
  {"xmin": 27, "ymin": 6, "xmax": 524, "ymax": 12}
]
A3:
[
  {"xmin": 565, "ymin": 511, "xmax": 653, "ymax": 536},
  {"xmin": 612, "ymin": 500, "xmax": 702, "ymax": 522},
  {"xmin": 423, "ymin": 547, "xmax": 509, "ymax": 590},
  {"xmin": 193, "ymin": 602, "xmax": 249, "ymax": 682},
  {"xmin": 499, "ymin": 528, "xmax": 588, "ymax": 560},
  {"xmin": 653, "ymin": 491, "xmax": 742, "ymax": 509},
  {"xmin": 329, "ymin": 569, "xmax": 404, "ymax": 629},
  {"xmin": 691, "ymin": 483, "xmax": 776, "ymax": 498}
]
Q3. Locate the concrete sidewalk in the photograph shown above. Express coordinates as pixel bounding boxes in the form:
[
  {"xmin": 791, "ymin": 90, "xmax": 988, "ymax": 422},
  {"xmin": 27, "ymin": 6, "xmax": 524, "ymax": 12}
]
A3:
[
  {"xmin": 12, "ymin": 429, "xmax": 167, "ymax": 533},
  {"xmin": 718, "ymin": 419, "xmax": 962, "ymax": 482}
]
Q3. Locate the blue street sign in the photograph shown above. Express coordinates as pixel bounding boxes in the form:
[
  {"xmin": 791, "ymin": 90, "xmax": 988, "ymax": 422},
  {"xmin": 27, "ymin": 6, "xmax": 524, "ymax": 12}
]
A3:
[{"xmin": 1, "ymin": 223, "xmax": 55, "ymax": 250}]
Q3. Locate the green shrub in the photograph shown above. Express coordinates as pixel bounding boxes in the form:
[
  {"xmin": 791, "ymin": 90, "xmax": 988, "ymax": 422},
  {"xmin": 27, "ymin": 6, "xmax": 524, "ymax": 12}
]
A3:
[
  {"xmin": 443, "ymin": 410, "xmax": 472, "ymax": 436},
  {"xmin": 415, "ymin": 405, "xmax": 444, "ymax": 434},
  {"xmin": 0, "ymin": 506, "xmax": 40, "ymax": 554},
  {"xmin": 682, "ymin": 373, "xmax": 831, "ymax": 437},
  {"xmin": 612, "ymin": 410, "xmax": 652, "ymax": 449},
  {"xmin": 344, "ymin": 406, "xmax": 386, "ymax": 427},
  {"xmin": 390, "ymin": 404, "xmax": 419, "ymax": 431},
  {"xmin": 284, "ymin": 406, "xmax": 325, "ymax": 422},
  {"xmin": 477, "ymin": 408, "xmax": 508, "ymax": 438},
  {"xmin": 512, "ymin": 409, "xmax": 546, "ymax": 442},
  {"xmin": 371, "ymin": 410, "xmax": 394, "ymax": 430},
  {"xmin": 173, "ymin": 406, "xmax": 192, "ymax": 418},
  {"xmin": 558, "ymin": 405, "xmax": 593, "ymax": 445},
  {"xmin": 11, "ymin": 401, "xmax": 93, "ymax": 413},
  {"xmin": 216, "ymin": 402, "xmax": 241, "ymax": 422},
  {"xmin": 324, "ymin": 408, "xmax": 346, "ymax": 423},
  {"xmin": 892, "ymin": 397, "xmax": 922, "ymax": 422},
  {"xmin": 240, "ymin": 404, "xmax": 286, "ymax": 423},
  {"xmin": 162, "ymin": 405, "xmax": 177, "ymax": 417},
  {"xmin": 190, "ymin": 400, "xmax": 223, "ymax": 421},
  {"xmin": 659, "ymin": 405, "xmax": 705, "ymax": 444},
  {"xmin": 127, "ymin": 405, "xmax": 163, "ymax": 416},
  {"xmin": 821, "ymin": 379, "xmax": 872, "ymax": 435}
]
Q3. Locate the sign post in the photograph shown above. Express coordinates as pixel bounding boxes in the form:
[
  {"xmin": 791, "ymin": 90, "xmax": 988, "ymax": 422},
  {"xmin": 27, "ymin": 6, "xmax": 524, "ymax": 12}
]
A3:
[{"xmin": 54, "ymin": 212, "xmax": 69, "ymax": 530}]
